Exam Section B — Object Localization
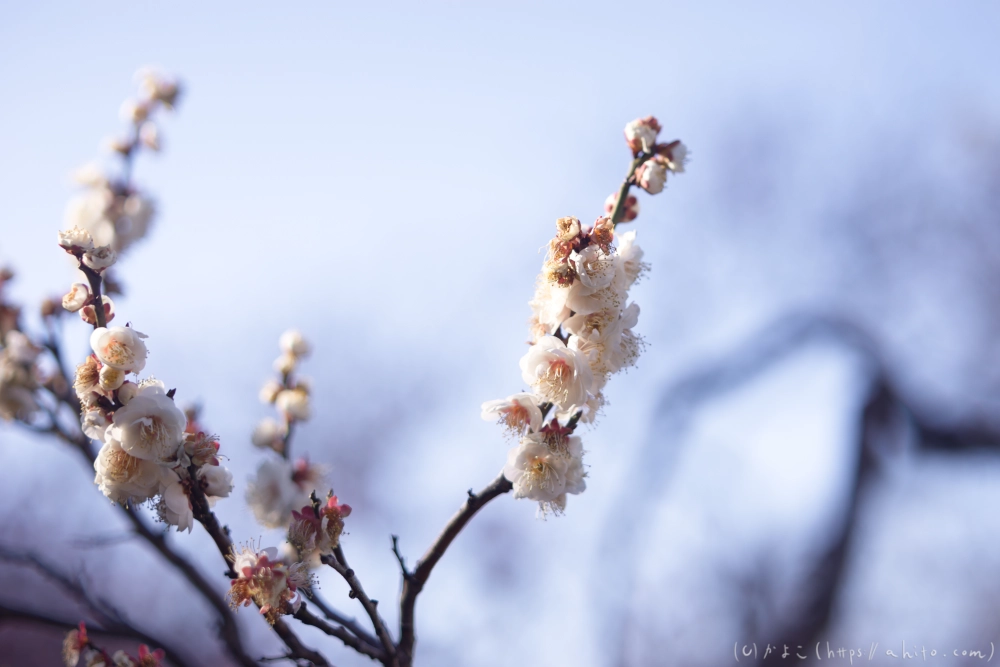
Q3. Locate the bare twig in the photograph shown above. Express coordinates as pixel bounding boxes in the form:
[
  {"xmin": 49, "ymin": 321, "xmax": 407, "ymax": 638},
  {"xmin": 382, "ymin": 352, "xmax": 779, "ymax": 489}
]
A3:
[
  {"xmin": 272, "ymin": 617, "xmax": 331, "ymax": 667},
  {"xmin": 396, "ymin": 473, "xmax": 513, "ymax": 664},
  {"xmin": 306, "ymin": 591, "xmax": 380, "ymax": 650},
  {"xmin": 390, "ymin": 535, "xmax": 412, "ymax": 581},
  {"xmin": 294, "ymin": 603, "xmax": 386, "ymax": 662},
  {"xmin": 322, "ymin": 546, "xmax": 397, "ymax": 666}
]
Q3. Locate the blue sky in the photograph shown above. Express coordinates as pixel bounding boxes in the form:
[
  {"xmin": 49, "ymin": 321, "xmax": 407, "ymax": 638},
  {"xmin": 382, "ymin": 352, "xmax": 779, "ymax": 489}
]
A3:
[{"xmin": 3, "ymin": 2, "xmax": 1000, "ymax": 665}]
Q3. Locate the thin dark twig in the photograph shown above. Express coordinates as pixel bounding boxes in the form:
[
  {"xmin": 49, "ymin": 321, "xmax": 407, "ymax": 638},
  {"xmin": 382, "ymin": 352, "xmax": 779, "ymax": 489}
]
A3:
[
  {"xmin": 391, "ymin": 535, "xmax": 411, "ymax": 581},
  {"xmin": 272, "ymin": 617, "xmax": 331, "ymax": 666},
  {"xmin": 294, "ymin": 603, "xmax": 386, "ymax": 662},
  {"xmin": 322, "ymin": 547, "xmax": 397, "ymax": 666},
  {"xmin": 397, "ymin": 473, "xmax": 513, "ymax": 664},
  {"xmin": 307, "ymin": 591, "xmax": 380, "ymax": 649}
]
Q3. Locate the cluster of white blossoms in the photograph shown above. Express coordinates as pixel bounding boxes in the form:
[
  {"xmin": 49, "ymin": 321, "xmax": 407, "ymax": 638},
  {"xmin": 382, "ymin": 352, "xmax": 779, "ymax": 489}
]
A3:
[
  {"xmin": 60, "ymin": 232, "xmax": 233, "ymax": 530},
  {"xmin": 65, "ymin": 69, "xmax": 180, "ymax": 256},
  {"xmin": 483, "ymin": 116, "xmax": 686, "ymax": 516},
  {"xmin": 247, "ymin": 330, "xmax": 327, "ymax": 529}
]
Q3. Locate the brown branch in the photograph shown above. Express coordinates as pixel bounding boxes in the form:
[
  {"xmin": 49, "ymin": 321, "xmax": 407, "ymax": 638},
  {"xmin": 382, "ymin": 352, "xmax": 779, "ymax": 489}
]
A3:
[
  {"xmin": 272, "ymin": 617, "xmax": 331, "ymax": 666},
  {"xmin": 396, "ymin": 473, "xmax": 513, "ymax": 664},
  {"xmin": 294, "ymin": 603, "xmax": 386, "ymax": 662},
  {"xmin": 306, "ymin": 591, "xmax": 381, "ymax": 651},
  {"xmin": 321, "ymin": 547, "xmax": 397, "ymax": 666}
]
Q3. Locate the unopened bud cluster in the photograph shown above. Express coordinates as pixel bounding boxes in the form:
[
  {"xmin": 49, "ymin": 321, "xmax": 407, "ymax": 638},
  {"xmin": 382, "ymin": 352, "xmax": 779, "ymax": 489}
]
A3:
[{"xmin": 483, "ymin": 116, "xmax": 686, "ymax": 516}]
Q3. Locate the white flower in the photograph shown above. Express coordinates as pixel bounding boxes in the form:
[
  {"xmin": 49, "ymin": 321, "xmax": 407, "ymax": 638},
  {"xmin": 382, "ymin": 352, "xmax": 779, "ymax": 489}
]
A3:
[
  {"xmin": 98, "ymin": 365, "xmax": 125, "ymax": 392},
  {"xmin": 199, "ymin": 465, "xmax": 234, "ymax": 499},
  {"xmin": 481, "ymin": 393, "xmax": 544, "ymax": 435},
  {"xmin": 276, "ymin": 388, "xmax": 310, "ymax": 421},
  {"xmin": 279, "ymin": 330, "xmax": 311, "ymax": 358},
  {"xmin": 529, "ymin": 281, "xmax": 572, "ymax": 338},
  {"xmin": 504, "ymin": 434, "xmax": 570, "ymax": 502},
  {"xmin": 637, "ymin": 157, "xmax": 668, "ymax": 194},
  {"xmin": 93, "ymin": 436, "xmax": 160, "ymax": 504},
  {"xmin": 519, "ymin": 336, "xmax": 593, "ymax": 409},
  {"xmin": 665, "ymin": 141, "xmax": 688, "ymax": 173},
  {"xmin": 624, "ymin": 116, "xmax": 661, "ymax": 153},
  {"xmin": 615, "ymin": 230, "xmax": 647, "ymax": 287},
  {"xmin": 569, "ymin": 245, "xmax": 616, "ymax": 290},
  {"xmin": 62, "ymin": 283, "xmax": 90, "ymax": 312},
  {"xmin": 80, "ymin": 296, "xmax": 115, "ymax": 326},
  {"xmin": 108, "ymin": 379, "xmax": 186, "ymax": 462},
  {"xmin": 82, "ymin": 245, "xmax": 117, "ymax": 271},
  {"xmin": 137, "ymin": 68, "xmax": 181, "ymax": 107},
  {"xmin": 246, "ymin": 459, "xmax": 309, "ymax": 529},
  {"xmin": 156, "ymin": 468, "xmax": 194, "ymax": 532},
  {"xmin": 57, "ymin": 227, "xmax": 94, "ymax": 251},
  {"xmin": 119, "ymin": 194, "xmax": 155, "ymax": 251},
  {"xmin": 90, "ymin": 326, "xmax": 148, "ymax": 373},
  {"xmin": 82, "ymin": 408, "xmax": 110, "ymax": 441},
  {"xmin": 565, "ymin": 255, "xmax": 627, "ymax": 316},
  {"xmin": 252, "ymin": 418, "xmax": 285, "ymax": 452},
  {"xmin": 117, "ymin": 381, "xmax": 137, "ymax": 405}
]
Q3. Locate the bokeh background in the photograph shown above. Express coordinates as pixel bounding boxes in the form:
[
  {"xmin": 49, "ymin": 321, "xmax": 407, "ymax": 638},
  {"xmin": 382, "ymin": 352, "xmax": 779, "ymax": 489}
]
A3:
[{"xmin": 3, "ymin": 1, "xmax": 1000, "ymax": 665}]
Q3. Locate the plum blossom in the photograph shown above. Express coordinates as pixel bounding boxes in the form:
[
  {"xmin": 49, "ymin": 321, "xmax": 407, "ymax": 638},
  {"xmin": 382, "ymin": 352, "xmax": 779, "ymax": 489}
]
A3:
[
  {"xmin": 94, "ymin": 436, "xmax": 160, "ymax": 504},
  {"xmin": 519, "ymin": 335, "xmax": 593, "ymax": 409},
  {"xmin": 481, "ymin": 393, "xmax": 544, "ymax": 436},
  {"xmin": 90, "ymin": 326, "xmax": 148, "ymax": 373},
  {"xmin": 246, "ymin": 458, "xmax": 311, "ymax": 529},
  {"xmin": 108, "ymin": 379, "xmax": 186, "ymax": 462},
  {"xmin": 198, "ymin": 464, "xmax": 234, "ymax": 499},
  {"xmin": 156, "ymin": 468, "xmax": 194, "ymax": 532},
  {"xmin": 604, "ymin": 192, "xmax": 640, "ymax": 222},
  {"xmin": 58, "ymin": 226, "xmax": 94, "ymax": 252},
  {"xmin": 251, "ymin": 417, "xmax": 285, "ymax": 452},
  {"xmin": 227, "ymin": 542, "xmax": 312, "ymax": 625},
  {"xmin": 62, "ymin": 283, "xmax": 90, "ymax": 312},
  {"xmin": 504, "ymin": 433, "xmax": 571, "ymax": 503},
  {"xmin": 80, "ymin": 296, "xmax": 115, "ymax": 326}
]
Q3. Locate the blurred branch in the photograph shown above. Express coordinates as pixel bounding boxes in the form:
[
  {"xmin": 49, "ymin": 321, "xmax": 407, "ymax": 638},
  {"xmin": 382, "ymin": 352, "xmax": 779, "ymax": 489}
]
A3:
[
  {"xmin": 306, "ymin": 591, "xmax": 380, "ymax": 651},
  {"xmin": 0, "ymin": 546, "xmax": 189, "ymax": 666}
]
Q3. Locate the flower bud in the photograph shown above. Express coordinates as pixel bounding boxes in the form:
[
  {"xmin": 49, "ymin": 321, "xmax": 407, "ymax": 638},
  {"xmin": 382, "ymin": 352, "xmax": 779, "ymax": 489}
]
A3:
[
  {"xmin": 252, "ymin": 418, "xmax": 285, "ymax": 452},
  {"xmin": 80, "ymin": 296, "xmax": 115, "ymax": 325},
  {"xmin": 118, "ymin": 381, "xmax": 138, "ymax": 405},
  {"xmin": 624, "ymin": 116, "xmax": 661, "ymax": 154},
  {"xmin": 279, "ymin": 329, "xmax": 311, "ymax": 358},
  {"xmin": 58, "ymin": 227, "xmax": 94, "ymax": 252},
  {"xmin": 82, "ymin": 245, "xmax": 117, "ymax": 272},
  {"xmin": 273, "ymin": 352, "xmax": 297, "ymax": 376},
  {"xmin": 259, "ymin": 379, "xmax": 283, "ymax": 404},
  {"xmin": 62, "ymin": 283, "xmax": 91, "ymax": 312},
  {"xmin": 276, "ymin": 388, "xmax": 310, "ymax": 421},
  {"xmin": 655, "ymin": 140, "xmax": 688, "ymax": 173},
  {"xmin": 636, "ymin": 157, "xmax": 668, "ymax": 194},
  {"xmin": 604, "ymin": 192, "xmax": 640, "ymax": 223},
  {"xmin": 554, "ymin": 216, "xmax": 581, "ymax": 242}
]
